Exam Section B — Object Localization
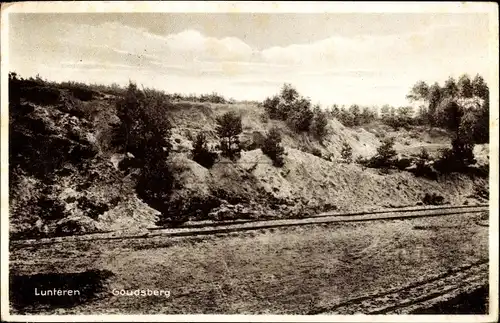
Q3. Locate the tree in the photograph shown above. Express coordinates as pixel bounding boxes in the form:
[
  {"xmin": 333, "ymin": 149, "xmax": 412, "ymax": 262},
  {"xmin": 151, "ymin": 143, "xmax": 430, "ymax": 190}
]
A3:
[
  {"xmin": 349, "ymin": 104, "xmax": 361, "ymax": 126},
  {"xmin": 361, "ymin": 106, "xmax": 377, "ymax": 124},
  {"xmin": 113, "ymin": 82, "xmax": 174, "ymax": 219},
  {"xmin": 337, "ymin": 107, "xmax": 354, "ymax": 127},
  {"xmin": 371, "ymin": 137, "xmax": 397, "ymax": 168},
  {"xmin": 427, "ymin": 82, "xmax": 442, "ymax": 126},
  {"xmin": 340, "ymin": 142, "xmax": 353, "ymax": 163},
  {"xmin": 286, "ymin": 97, "xmax": 313, "ymax": 132},
  {"xmin": 407, "ymin": 80, "xmax": 430, "ymax": 102},
  {"xmin": 458, "ymin": 74, "xmax": 473, "ymax": 98},
  {"xmin": 216, "ymin": 111, "xmax": 243, "ymax": 160},
  {"xmin": 192, "ymin": 132, "xmax": 218, "ymax": 168},
  {"xmin": 330, "ymin": 104, "xmax": 340, "ymax": 119},
  {"xmin": 380, "ymin": 105, "xmax": 391, "ymax": 120},
  {"xmin": 473, "ymin": 102, "xmax": 489, "ymax": 144},
  {"xmin": 262, "ymin": 95, "xmax": 280, "ymax": 119},
  {"xmin": 435, "ymin": 136, "xmax": 476, "ymax": 173},
  {"xmin": 261, "ymin": 127, "xmax": 286, "ymax": 167},
  {"xmin": 396, "ymin": 106, "xmax": 415, "ymax": 128},
  {"xmin": 472, "ymin": 74, "xmax": 489, "ymax": 100},
  {"xmin": 436, "ymin": 98, "xmax": 463, "ymax": 134},
  {"xmin": 114, "ymin": 82, "xmax": 173, "ymax": 165},
  {"xmin": 416, "ymin": 105, "xmax": 430, "ymax": 125},
  {"xmin": 280, "ymin": 83, "xmax": 299, "ymax": 103},
  {"xmin": 310, "ymin": 105, "xmax": 329, "ymax": 140},
  {"xmin": 471, "ymin": 74, "xmax": 489, "ymax": 143}
]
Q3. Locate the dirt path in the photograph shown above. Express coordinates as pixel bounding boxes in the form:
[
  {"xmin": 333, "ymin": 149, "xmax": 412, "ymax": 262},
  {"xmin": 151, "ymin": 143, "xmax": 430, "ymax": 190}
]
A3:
[{"xmin": 312, "ymin": 260, "xmax": 488, "ymax": 314}]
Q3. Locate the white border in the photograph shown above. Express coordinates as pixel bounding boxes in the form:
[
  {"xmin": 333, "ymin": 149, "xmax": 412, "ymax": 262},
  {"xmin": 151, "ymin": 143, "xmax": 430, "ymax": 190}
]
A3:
[{"xmin": 1, "ymin": 2, "xmax": 498, "ymax": 322}]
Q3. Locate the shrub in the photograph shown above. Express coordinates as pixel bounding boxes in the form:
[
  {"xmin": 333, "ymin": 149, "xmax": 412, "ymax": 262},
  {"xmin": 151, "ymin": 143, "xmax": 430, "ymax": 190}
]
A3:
[
  {"xmin": 434, "ymin": 137, "xmax": 476, "ymax": 173},
  {"xmin": 310, "ymin": 105, "xmax": 328, "ymax": 140},
  {"xmin": 262, "ymin": 95, "xmax": 281, "ymax": 119},
  {"xmin": 60, "ymin": 83, "xmax": 96, "ymax": 101},
  {"xmin": 192, "ymin": 132, "xmax": 218, "ymax": 168},
  {"xmin": 369, "ymin": 137, "xmax": 397, "ymax": 168},
  {"xmin": 413, "ymin": 161, "xmax": 438, "ymax": 180},
  {"xmin": 262, "ymin": 84, "xmax": 315, "ymax": 133},
  {"xmin": 76, "ymin": 196, "xmax": 110, "ymax": 220},
  {"xmin": 285, "ymin": 97, "xmax": 314, "ymax": 132},
  {"xmin": 337, "ymin": 108, "xmax": 354, "ymax": 127},
  {"xmin": 259, "ymin": 112, "xmax": 269, "ymax": 124},
  {"xmin": 340, "ymin": 142, "xmax": 353, "ymax": 163},
  {"xmin": 159, "ymin": 195, "xmax": 221, "ymax": 227},
  {"xmin": 472, "ymin": 185, "xmax": 488, "ymax": 200},
  {"xmin": 20, "ymin": 86, "xmax": 61, "ymax": 105},
  {"xmin": 216, "ymin": 111, "xmax": 243, "ymax": 160},
  {"xmin": 252, "ymin": 131, "xmax": 266, "ymax": 149},
  {"xmin": 37, "ymin": 193, "xmax": 70, "ymax": 222},
  {"xmin": 410, "ymin": 147, "xmax": 437, "ymax": 179},
  {"xmin": 417, "ymin": 147, "xmax": 430, "ymax": 161},
  {"xmin": 355, "ymin": 155, "xmax": 370, "ymax": 167},
  {"xmin": 261, "ymin": 127, "xmax": 286, "ymax": 167},
  {"xmin": 310, "ymin": 147, "xmax": 322, "ymax": 158},
  {"xmin": 394, "ymin": 157, "xmax": 413, "ymax": 171}
]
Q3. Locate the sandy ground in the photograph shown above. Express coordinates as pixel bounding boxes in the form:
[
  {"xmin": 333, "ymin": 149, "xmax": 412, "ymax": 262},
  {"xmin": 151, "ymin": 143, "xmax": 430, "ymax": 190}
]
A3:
[{"xmin": 9, "ymin": 211, "xmax": 488, "ymax": 315}]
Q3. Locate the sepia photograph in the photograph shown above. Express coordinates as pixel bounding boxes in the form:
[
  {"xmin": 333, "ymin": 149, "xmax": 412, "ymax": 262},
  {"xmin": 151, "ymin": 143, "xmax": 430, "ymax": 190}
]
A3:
[{"xmin": 1, "ymin": 2, "xmax": 498, "ymax": 322}]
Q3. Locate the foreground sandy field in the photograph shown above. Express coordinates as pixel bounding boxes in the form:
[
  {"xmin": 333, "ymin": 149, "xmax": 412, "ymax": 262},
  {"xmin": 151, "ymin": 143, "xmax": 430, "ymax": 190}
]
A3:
[{"xmin": 9, "ymin": 211, "xmax": 488, "ymax": 314}]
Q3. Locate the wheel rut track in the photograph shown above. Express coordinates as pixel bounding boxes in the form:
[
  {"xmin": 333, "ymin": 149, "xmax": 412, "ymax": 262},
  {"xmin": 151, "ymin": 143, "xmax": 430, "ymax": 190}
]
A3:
[{"xmin": 310, "ymin": 260, "xmax": 488, "ymax": 315}]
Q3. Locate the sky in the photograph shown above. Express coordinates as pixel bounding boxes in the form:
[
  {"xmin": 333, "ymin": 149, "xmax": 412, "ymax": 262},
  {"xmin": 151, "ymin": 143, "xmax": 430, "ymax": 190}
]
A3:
[{"xmin": 8, "ymin": 12, "xmax": 493, "ymax": 107}]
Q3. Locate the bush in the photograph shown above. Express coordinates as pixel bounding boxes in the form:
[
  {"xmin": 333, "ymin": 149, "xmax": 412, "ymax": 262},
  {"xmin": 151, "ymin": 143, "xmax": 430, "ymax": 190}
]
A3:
[
  {"xmin": 434, "ymin": 137, "xmax": 476, "ymax": 173},
  {"xmin": 262, "ymin": 95, "xmax": 281, "ymax": 119},
  {"xmin": 310, "ymin": 105, "xmax": 328, "ymax": 140},
  {"xmin": 413, "ymin": 161, "xmax": 438, "ymax": 180},
  {"xmin": 340, "ymin": 142, "xmax": 353, "ymax": 163},
  {"xmin": 192, "ymin": 132, "xmax": 218, "ymax": 168},
  {"xmin": 368, "ymin": 137, "xmax": 397, "ymax": 168},
  {"xmin": 20, "ymin": 86, "xmax": 61, "ymax": 106},
  {"xmin": 355, "ymin": 155, "xmax": 371, "ymax": 167},
  {"xmin": 159, "ymin": 195, "xmax": 221, "ymax": 227},
  {"xmin": 216, "ymin": 111, "xmax": 243, "ymax": 160},
  {"xmin": 285, "ymin": 97, "xmax": 314, "ymax": 132},
  {"xmin": 60, "ymin": 82, "xmax": 97, "ymax": 101},
  {"xmin": 337, "ymin": 108, "xmax": 354, "ymax": 127},
  {"xmin": 410, "ymin": 148, "xmax": 438, "ymax": 179},
  {"xmin": 261, "ymin": 127, "xmax": 286, "ymax": 167},
  {"xmin": 259, "ymin": 112, "xmax": 269, "ymax": 124},
  {"xmin": 262, "ymin": 84, "xmax": 315, "ymax": 133},
  {"xmin": 417, "ymin": 147, "xmax": 430, "ymax": 161},
  {"xmin": 394, "ymin": 157, "xmax": 412, "ymax": 171},
  {"xmin": 310, "ymin": 147, "xmax": 322, "ymax": 158}
]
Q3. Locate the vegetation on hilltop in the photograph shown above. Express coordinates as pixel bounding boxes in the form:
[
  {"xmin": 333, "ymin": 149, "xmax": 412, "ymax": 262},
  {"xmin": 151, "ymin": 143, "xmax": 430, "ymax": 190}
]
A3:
[{"xmin": 262, "ymin": 84, "xmax": 328, "ymax": 140}]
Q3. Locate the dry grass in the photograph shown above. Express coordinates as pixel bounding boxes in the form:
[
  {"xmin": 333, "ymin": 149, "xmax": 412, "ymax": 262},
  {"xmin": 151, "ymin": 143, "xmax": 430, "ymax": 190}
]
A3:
[{"xmin": 10, "ymin": 212, "xmax": 488, "ymax": 314}]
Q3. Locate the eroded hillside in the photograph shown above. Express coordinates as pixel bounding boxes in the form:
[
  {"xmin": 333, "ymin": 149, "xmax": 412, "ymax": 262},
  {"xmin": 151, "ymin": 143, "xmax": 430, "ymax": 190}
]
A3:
[{"xmin": 8, "ymin": 78, "xmax": 488, "ymax": 238}]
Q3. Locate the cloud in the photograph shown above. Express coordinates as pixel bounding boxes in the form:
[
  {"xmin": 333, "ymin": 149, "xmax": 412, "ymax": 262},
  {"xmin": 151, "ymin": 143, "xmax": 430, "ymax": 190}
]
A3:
[
  {"xmin": 10, "ymin": 18, "xmax": 490, "ymax": 106},
  {"xmin": 58, "ymin": 23, "xmax": 254, "ymax": 65},
  {"xmin": 40, "ymin": 20, "xmax": 486, "ymax": 77}
]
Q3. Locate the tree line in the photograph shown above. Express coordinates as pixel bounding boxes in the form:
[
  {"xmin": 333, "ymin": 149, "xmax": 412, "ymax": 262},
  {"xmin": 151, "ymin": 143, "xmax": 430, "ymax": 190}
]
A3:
[{"xmin": 406, "ymin": 74, "xmax": 489, "ymax": 144}]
